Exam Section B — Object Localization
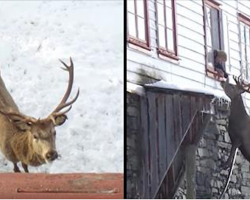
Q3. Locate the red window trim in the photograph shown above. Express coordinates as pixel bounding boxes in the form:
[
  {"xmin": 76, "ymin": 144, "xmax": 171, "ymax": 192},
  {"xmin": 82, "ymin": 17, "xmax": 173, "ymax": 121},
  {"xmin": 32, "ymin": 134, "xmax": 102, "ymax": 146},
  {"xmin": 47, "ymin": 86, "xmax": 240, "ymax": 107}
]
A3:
[
  {"xmin": 203, "ymin": 0, "xmax": 224, "ymax": 80},
  {"xmin": 238, "ymin": 13, "xmax": 250, "ymax": 27},
  {"xmin": 127, "ymin": 0, "xmax": 150, "ymax": 51},
  {"xmin": 156, "ymin": 0, "xmax": 179, "ymax": 60},
  {"xmin": 204, "ymin": 0, "xmax": 221, "ymax": 10}
]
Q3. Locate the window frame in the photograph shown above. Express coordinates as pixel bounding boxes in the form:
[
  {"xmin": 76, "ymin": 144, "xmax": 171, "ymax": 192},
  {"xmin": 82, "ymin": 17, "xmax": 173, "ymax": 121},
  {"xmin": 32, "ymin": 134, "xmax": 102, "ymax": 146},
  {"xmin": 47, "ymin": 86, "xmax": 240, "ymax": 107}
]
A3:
[
  {"xmin": 238, "ymin": 13, "xmax": 250, "ymax": 80},
  {"xmin": 155, "ymin": 0, "xmax": 179, "ymax": 60},
  {"xmin": 203, "ymin": 0, "xmax": 225, "ymax": 80},
  {"xmin": 127, "ymin": 0, "xmax": 151, "ymax": 51}
]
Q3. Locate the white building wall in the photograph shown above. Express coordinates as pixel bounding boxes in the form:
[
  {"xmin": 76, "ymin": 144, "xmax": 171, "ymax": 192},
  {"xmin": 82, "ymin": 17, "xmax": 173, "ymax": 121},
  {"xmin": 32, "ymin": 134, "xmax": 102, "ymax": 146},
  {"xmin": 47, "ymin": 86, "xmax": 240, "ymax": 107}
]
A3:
[{"xmin": 127, "ymin": 0, "xmax": 250, "ymax": 109}]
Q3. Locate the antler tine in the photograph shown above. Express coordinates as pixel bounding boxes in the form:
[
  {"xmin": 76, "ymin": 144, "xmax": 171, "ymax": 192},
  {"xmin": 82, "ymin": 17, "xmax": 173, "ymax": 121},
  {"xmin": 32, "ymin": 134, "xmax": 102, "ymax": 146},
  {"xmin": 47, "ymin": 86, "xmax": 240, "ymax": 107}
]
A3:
[
  {"xmin": 52, "ymin": 88, "xmax": 80, "ymax": 114},
  {"xmin": 233, "ymin": 73, "xmax": 250, "ymax": 93},
  {"xmin": 50, "ymin": 57, "xmax": 77, "ymax": 115},
  {"xmin": 233, "ymin": 74, "xmax": 243, "ymax": 85},
  {"xmin": 52, "ymin": 105, "xmax": 72, "ymax": 117}
]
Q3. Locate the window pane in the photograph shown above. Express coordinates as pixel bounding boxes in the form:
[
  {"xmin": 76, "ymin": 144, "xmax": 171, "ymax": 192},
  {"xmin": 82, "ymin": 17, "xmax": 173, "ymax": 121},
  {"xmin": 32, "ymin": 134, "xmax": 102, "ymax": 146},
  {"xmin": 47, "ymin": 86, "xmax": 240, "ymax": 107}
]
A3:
[
  {"xmin": 206, "ymin": 27, "xmax": 212, "ymax": 47},
  {"xmin": 246, "ymin": 28, "xmax": 250, "ymax": 62},
  {"xmin": 205, "ymin": 7, "xmax": 211, "ymax": 28},
  {"xmin": 167, "ymin": 28, "xmax": 174, "ymax": 51},
  {"xmin": 136, "ymin": 0, "xmax": 145, "ymax": 18},
  {"xmin": 166, "ymin": 7, "xmax": 173, "ymax": 30},
  {"xmin": 210, "ymin": 8, "xmax": 220, "ymax": 49},
  {"xmin": 138, "ymin": 17, "xmax": 146, "ymax": 40},
  {"xmin": 240, "ymin": 23, "xmax": 245, "ymax": 42},
  {"xmin": 157, "ymin": 2, "xmax": 164, "ymax": 26},
  {"xmin": 246, "ymin": 27, "xmax": 249, "ymax": 46},
  {"xmin": 157, "ymin": 0, "xmax": 164, "ymax": 5},
  {"xmin": 158, "ymin": 25, "xmax": 166, "ymax": 48},
  {"xmin": 165, "ymin": 0, "xmax": 172, "ymax": 9},
  {"xmin": 207, "ymin": 47, "xmax": 213, "ymax": 66},
  {"xmin": 128, "ymin": 13, "xmax": 136, "ymax": 37},
  {"xmin": 127, "ymin": 0, "xmax": 135, "ymax": 13}
]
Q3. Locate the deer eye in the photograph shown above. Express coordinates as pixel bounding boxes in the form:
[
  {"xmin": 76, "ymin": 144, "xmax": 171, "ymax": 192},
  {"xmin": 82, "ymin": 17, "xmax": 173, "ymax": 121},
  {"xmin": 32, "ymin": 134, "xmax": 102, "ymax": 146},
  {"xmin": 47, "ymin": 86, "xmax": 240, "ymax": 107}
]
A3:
[
  {"xmin": 53, "ymin": 131, "xmax": 56, "ymax": 136},
  {"xmin": 33, "ymin": 134, "xmax": 39, "ymax": 140}
]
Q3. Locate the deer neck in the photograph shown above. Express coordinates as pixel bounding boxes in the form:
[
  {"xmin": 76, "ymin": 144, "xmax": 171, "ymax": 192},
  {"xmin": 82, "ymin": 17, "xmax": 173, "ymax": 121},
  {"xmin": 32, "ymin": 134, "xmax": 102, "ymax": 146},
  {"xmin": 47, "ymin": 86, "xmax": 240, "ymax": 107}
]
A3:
[{"xmin": 230, "ymin": 94, "xmax": 248, "ymax": 119}]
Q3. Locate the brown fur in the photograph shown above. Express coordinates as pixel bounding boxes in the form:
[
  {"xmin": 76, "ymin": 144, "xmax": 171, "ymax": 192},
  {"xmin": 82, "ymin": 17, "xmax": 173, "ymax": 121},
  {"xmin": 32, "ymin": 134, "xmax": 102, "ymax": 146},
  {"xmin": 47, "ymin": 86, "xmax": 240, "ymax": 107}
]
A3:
[
  {"xmin": 219, "ymin": 76, "xmax": 250, "ymax": 198},
  {"xmin": 0, "ymin": 58, "xmax": 78, "ymax": 173}
]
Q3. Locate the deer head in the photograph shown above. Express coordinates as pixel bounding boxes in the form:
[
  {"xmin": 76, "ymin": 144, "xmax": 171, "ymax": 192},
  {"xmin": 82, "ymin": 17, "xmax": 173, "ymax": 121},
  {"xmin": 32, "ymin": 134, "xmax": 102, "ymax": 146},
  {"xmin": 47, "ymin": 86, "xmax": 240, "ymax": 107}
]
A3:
[
  {"xmin": 0, "ymin": 58, "xmax": 79, "ymax": 163},
  {"xmin": 220, "ymin": 75, "xmax": 248, "ymax": 100}
]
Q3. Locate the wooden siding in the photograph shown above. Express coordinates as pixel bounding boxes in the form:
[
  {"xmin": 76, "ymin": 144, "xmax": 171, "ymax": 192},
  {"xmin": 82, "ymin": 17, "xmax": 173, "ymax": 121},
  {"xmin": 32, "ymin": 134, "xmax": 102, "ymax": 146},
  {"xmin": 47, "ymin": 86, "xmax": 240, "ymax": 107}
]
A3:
[
  {"xmin": 138, "ymin": 88, "xmax": 213, "ymax": 199},
  {"xmin": 127, "ymin": 0, "xmax": 250, "ymax": 109}
]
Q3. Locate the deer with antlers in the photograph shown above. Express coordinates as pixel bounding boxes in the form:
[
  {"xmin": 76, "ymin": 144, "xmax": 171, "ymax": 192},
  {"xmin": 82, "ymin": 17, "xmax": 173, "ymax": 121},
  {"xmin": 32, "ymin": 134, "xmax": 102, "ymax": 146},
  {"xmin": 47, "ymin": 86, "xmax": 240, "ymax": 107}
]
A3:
[
  {"xmin": 219, "ymin": 75, "xmax": 250, "ymax": 198},
  {"xmin": 0, "ymin": 58, "xmax": 79, "ymax": 173}
]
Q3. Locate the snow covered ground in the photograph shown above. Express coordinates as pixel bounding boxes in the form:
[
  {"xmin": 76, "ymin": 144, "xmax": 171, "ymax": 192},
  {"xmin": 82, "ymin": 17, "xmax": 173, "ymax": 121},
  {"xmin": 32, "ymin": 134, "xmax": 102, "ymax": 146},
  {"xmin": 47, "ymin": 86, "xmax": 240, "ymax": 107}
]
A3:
[{"xmin": 0, "ymin": 1, "xmax": 123, "ymax": 173}]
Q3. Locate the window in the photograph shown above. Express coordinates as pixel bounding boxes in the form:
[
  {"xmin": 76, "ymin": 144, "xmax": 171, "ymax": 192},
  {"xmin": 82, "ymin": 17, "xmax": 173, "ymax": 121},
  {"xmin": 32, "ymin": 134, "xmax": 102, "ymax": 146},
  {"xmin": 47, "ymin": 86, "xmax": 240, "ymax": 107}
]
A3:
[
  {"xmin": 156, "ymin": 0, "xmax": 178, "ymax": 59},
  {"xmin": 203, "ymin": 0, "xmax": 225, "ymax": 79},
  {"xmin": 127, "ymin": 0, "xmax": 150, "ymax": 50},
  {"xmin": 239, "ymin": 13, "xmax": 250, "ymax": 80}
]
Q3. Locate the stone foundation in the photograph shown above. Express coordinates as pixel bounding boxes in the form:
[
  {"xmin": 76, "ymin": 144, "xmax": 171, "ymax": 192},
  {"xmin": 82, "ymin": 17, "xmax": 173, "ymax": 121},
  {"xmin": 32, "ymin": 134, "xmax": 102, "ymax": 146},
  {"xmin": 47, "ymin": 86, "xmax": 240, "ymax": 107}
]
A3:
[{"xmin": 175, "ymin": 119, "xmax": 250, "ymax": 199}]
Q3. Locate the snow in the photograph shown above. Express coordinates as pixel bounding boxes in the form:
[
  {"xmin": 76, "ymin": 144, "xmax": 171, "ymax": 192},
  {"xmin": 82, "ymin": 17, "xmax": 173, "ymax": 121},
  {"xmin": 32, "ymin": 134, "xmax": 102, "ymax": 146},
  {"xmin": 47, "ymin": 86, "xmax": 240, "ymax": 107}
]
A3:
[
  {"xmin": 127, "ymin": 82, "xmax": 145, "ymax": 96},
  {"xmin": 0, "ymin": 1, "xmax": 123, "ymax": 173},
  {"xmin": 145, "ymin": 80, "xmax": 231, "ymax": 102}
]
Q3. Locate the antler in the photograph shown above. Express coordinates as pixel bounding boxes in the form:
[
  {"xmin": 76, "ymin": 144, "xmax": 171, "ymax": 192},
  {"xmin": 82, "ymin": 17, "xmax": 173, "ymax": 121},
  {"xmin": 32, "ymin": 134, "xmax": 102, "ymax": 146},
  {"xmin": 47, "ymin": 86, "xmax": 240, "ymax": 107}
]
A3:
[
  {"xmin": 49, "ymin": 57, "xmax": 79, "ymax": 117},
  {"xmin": 233, "ymin": 74, "xmax": 250, "ymax": 93}
]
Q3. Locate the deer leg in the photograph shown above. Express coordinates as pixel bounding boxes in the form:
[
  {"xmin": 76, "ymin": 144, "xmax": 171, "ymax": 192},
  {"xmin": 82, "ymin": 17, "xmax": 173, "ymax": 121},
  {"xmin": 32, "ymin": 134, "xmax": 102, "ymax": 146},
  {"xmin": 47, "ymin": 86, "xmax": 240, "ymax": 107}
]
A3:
[
  {"xmin": 13, "ymin": 163, "xmax": 21, "ymax": 173},
  {"xmin": 22, "ymin": 163, "xmax": 29, "ymax": 173},
  {"xmin": 220, "ymin": 140, "xmax": 240, "ymax": 170}
]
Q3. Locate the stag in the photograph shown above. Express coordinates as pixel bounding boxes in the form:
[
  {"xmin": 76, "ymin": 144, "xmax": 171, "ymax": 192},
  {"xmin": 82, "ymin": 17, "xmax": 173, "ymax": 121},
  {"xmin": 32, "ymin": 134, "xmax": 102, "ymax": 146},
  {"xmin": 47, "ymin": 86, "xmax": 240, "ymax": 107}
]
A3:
[
  {"xmin": 0, "ymin": 58, "xmax": 79, "ymax": 173},
  {"xmin": 219, "ymin": 75, "xmax": 250, "ymax": 198}
]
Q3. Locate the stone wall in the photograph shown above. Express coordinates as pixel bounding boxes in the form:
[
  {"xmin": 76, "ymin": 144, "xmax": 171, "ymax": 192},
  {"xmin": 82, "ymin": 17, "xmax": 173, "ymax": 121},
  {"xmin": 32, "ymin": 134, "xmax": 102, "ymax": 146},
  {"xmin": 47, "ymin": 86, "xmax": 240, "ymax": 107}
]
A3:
[
  {"xmin": 126, "ymin": 92, "xmax": 141, "ymax": 199},
  {"xmin": 175, "ymin": 119, "xmax": 250, "ymax": 199}
]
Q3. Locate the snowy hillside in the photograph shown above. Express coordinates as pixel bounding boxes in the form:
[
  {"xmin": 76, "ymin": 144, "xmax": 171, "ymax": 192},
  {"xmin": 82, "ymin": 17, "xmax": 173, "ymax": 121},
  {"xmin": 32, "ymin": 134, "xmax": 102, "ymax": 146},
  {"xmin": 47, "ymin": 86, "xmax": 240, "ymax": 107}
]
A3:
[{"xmin": 0, "ymin": 1, "xmax": 123, "ymax": 173}]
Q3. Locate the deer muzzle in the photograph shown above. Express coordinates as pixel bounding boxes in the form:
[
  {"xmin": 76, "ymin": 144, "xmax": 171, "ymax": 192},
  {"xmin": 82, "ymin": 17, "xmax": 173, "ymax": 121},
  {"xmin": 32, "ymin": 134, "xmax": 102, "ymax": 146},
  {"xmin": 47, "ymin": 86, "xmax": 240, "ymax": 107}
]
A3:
[{"xmin": 45, "ymin": 150, "xmax": 58, "ymax": 162}]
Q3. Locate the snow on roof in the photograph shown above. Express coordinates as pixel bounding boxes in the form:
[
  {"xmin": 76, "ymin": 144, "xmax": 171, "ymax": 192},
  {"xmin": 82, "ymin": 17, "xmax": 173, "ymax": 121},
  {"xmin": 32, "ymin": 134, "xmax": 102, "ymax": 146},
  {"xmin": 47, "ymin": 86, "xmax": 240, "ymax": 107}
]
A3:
[
  {"xmin": 145, "ymin": 80, "xmax": 231, "ymax": 102},
  {"xmin": 127, "ymin": 82, "xmax": 145, "ymax": 96}
]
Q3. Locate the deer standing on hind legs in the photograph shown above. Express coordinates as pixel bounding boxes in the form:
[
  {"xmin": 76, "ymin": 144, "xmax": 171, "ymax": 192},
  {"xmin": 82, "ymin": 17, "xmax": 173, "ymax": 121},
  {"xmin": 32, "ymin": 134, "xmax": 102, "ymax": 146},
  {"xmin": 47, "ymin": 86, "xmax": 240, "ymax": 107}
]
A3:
[
  {"xmin": 0, "ymin": 57, "xmax": 79, "ymax": 173},
  {"xmin": 219, "ymin": 75, "xmax": 250, "ymax": 198}
]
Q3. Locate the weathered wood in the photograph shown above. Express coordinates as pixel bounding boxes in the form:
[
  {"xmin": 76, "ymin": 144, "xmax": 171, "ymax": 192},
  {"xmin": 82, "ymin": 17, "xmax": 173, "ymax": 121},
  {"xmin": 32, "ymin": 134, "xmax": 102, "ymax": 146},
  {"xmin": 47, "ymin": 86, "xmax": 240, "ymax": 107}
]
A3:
[
  {"xmin": 181, "ymin": 95, "xmax": 191, "ymax": 135},
  {"xmin": 166, "ymin": 94, "xmax": 175, "ymax": 169},
  {"xmin": 157, "ymin": 94, "xmax": 167, "ymax": 179},
  {"xmin": 0, "ymin": 173, "xmax": 123, "ymax": 199},
  {"xmin": 137, "ymin": 87, "xmax": 214, "ymax": 199},
  {"xmin": 186, "ymin": 145, "xmax": 197, "ymax": 199},
  {"xmin": 173, "ymin": 94, "xmax": 181, "ymax": 146},
  {"xmin": 147, "ymin": 91, "xmax": 158, "ymax": 198},
  {"xmin": 140, "ymin": 96, "xmax": 149, "ymax": 198}
]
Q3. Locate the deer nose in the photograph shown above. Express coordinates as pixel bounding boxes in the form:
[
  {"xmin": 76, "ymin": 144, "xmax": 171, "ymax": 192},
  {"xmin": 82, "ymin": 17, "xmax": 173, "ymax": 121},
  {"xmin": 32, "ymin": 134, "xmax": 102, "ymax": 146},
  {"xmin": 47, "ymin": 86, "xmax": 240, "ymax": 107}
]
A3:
[{"xmin": 45, "ymin": 150, "xmax": 58, "ymax": 161}]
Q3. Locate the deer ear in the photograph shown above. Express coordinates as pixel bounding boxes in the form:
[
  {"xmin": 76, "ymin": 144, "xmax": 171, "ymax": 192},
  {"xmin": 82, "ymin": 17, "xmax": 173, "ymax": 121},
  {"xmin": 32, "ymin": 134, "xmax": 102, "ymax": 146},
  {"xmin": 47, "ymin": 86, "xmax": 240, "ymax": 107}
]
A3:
[
  {"xmin": 53, "ymin": 115, "xmax": 67, "ymax": 126},
  {"xmin": 13, "ymin": 120, "xmax": 32, "ymax": 131}
]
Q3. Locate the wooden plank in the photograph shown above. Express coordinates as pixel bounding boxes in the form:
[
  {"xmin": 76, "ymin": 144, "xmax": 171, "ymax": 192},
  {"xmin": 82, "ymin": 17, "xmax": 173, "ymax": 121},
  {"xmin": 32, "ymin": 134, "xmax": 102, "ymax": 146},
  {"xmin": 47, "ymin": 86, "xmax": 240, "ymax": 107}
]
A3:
[
  {"xmin": 157, "ymin": 93, "xmax": 167, "ymax": 179},
  {"xmin": 147, "ymin": 91, "xmax": 158, "ymax": 198},
  {"xmin": 0, "ymin": 173, "xmax": 123, "ymax": 199},
  {"xmin": 165, "ymin": 95, "xmax": 175, "ymax": 169},
  {"xmin": 189, "ymin": 96, "xmax": 197, "ymax": 142},
  {"xmin": 181, "ymin": 95, "xmax": 191, "ymax": 135},
  {"xmin": 173, "ymin": 94, "xmax": 181, "ymax": 146},
  {"xmin": 140, "ymin": 96, "xmax": 149, "ymax": 198}
]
